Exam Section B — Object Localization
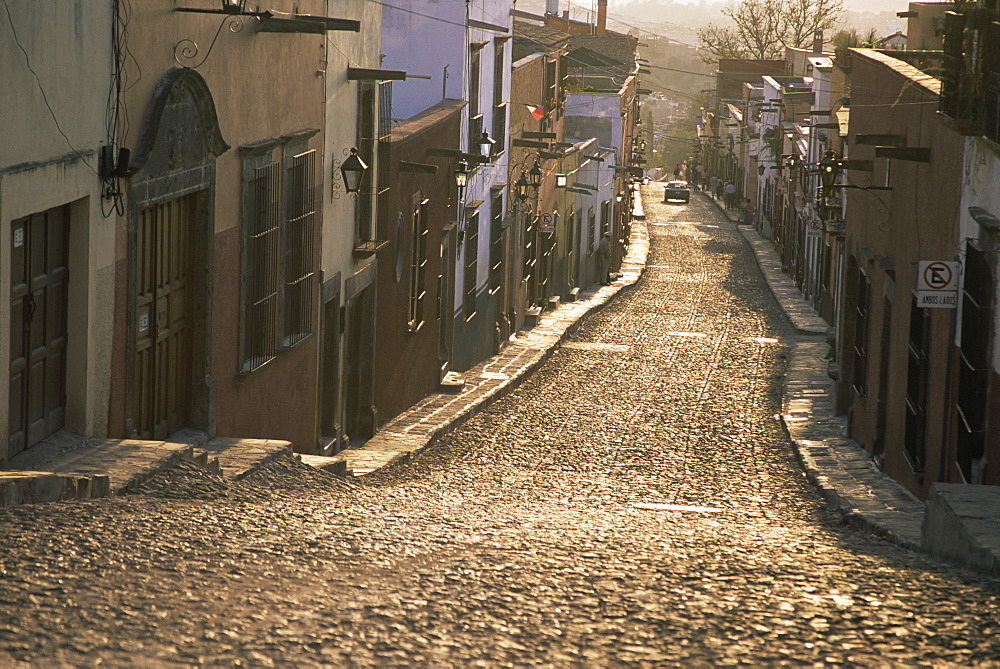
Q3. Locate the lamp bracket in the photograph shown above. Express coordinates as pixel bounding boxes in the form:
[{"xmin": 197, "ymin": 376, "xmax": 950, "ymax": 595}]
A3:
[{"xmin": 173, "ymin": 13, "xmax": 246, "ymax": 69}]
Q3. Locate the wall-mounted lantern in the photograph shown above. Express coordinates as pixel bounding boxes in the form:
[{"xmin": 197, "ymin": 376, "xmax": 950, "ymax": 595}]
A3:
[
  {"xmin": 454, "ymin": 158, "xmax": 470, "ymax": 191},
  {"xmin": 222, "ymin": 0, "xmax": 246, "ymax": 13},
  {"xmin": 340, "ymin": 147, "xmax": 368, "ymax": 194},
  {"xmin": 819, "ymin": 150, "xmax": 841, "ymax": 190},
  {"xmin": 516, "ymin": 171, "xmax": 531, "ymax": 201},
  {"xmin": 529, "ymin": 160, "xmax": 542, "ymax": 189},
  {"xmin": 478, "ymin": 131, "xmax": 496, "ymax": 160}
]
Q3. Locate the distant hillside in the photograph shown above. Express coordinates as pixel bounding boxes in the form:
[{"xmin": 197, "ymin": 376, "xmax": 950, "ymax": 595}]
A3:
[
  {"xmin": 524, "ymin": 0, "xmax": 907, "ymax": 43},
  {"xmin": 609, "ymin": 0, "xmax": 905, "ymax": 38}
]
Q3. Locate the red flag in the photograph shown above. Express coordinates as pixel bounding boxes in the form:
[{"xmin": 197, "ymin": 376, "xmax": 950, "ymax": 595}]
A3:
[{"xmin": 525, "ymin": 104, "xmax": 545, "ymax": 121}]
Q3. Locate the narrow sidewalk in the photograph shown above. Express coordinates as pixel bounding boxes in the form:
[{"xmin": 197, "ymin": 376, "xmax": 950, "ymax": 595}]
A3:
[
  {"xmin": 698, "ymin": 189, "xmax": 1000, "ymax": 576},
  {"xmin": 329, "ymin": 200, "xmax": 651, "ymax": 476}
]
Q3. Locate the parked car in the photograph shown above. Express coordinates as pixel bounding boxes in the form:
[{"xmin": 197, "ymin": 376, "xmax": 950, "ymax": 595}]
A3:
[{"xmin": 663, "ymin": 180, "xmax": 690, "ymax": 203}]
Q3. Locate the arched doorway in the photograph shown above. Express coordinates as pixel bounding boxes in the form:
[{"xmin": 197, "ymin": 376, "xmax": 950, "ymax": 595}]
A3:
[{"xmin": 126, "ymin": 68, "xmax": 228, "ymax": 440}]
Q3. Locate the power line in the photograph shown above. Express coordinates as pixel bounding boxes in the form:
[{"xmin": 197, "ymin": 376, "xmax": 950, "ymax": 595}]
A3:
[{"xmin": 2, "ymin": 0, "xmax": 97, "ymax": 174}]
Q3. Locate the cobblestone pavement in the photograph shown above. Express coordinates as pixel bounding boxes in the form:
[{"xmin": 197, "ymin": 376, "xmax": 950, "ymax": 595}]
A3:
[{"xmin": 2, "ymin": 193, "xmax": 1000, "ymax": 667}]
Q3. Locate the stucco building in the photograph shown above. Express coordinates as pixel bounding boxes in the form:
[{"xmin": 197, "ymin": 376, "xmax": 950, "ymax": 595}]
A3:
[{"xmin": 3, "ymin": 4, "xmax": 115, "ymax": 461}]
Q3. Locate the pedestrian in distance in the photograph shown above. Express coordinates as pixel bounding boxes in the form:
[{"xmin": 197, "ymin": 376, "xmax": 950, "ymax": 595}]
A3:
[
  {"xmin": 739, "ymin": 198, "xmax": 754, "ymax": 225},
  {"xmin": 724, "ymin": 181, "xmax": 736, "ymax": 210},
  {"xmin": 597, "ymin": 232, "xmax": 611, "ymax": 285}
]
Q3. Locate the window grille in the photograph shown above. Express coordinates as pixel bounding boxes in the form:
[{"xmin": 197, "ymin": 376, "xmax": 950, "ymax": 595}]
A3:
[
  {"xmin": 524, "ymin": 214, "xmax": 537, "ymax": 303},
  {"xmin": 242, "ymin": 160, "xmax": 282, "ymax": 372},
  {"xmin": 588, "ymin": 206, "xmax": 596, "ymax": 253},
  {"xmin": 356, "ymin": 81, "xmax": 377, "ymax": 248},
  {"xmin": 939, "ymin": 9, "xmax": 1000, "ymax": 143},
  {"xmin": 409, "ymin": 199, "xmax": 429, "ymax": 330},
  {"xmin": 492, "ymin": 103, "xmax": 507, "ymax": 159},
  {"xmin": 470, "ymin": 114, "xmax": 485, "ymax": 160},
  {"xmin": 957, "ymin": 244, "xmax": 993, "ymax": 482},
  {"xmin": 377, "ymin": 82, "xmax": 393, "ymax": 244},
  {"xmin": 464, "ymin": 211, "xmax": 479, "ymax": 320},
  {"xmin": 852, "ymin": 270, "xmax": 871, "ymax": 397},
  {"xmin": 282, "ymin": 149, "xmax": 317, "ymax": 346},
  {"xmin": 493, "ymin": 40, "xmax": 505, "ymax": 109},
  {"xmin": 904, "ymin": 296, "xmax": 930, "ymax": 471},
  {"xmin": 543, "ymin": 58, "xmax": 557, "ymax": 130},
  {"xmin": 982, "ymin": 20, "xmax": 1000, "ymax": 144},
  {"xmin": 492, "ymin": 40, "xmax": 506, "ymax": 155},
  {"xmin": 489, "ymin": 188, "xmax": 504, "ymax": 295},
  {"xmin": 469, "ymin": 49, "xmax": 481, "ymax": 121}
]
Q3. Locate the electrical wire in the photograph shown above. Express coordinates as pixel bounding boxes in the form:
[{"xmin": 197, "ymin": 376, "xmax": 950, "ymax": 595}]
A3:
[{"xmin": 2, "ymin": 0, "xmax": 98, "ymax": 175}]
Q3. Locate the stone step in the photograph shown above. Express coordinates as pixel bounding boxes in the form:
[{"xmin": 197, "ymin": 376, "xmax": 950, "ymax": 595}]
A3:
[
  {"xmin": 297, "ymin": 454, "xmax": 348, "ymax": 477},
  {"xmin": 923, "ymin": 483, "xmax": 1000, "ymax": 577},
  {"xmin": 0, "ymin": 471, "xmax": 111, "ymax": 507},
  {"xmin": 197, "ymin": 438, "xmax": 293, "ymax": 481}
]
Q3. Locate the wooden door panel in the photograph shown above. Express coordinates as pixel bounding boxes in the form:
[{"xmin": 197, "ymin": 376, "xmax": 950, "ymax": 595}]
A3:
[
  {"xmin": 8, "ymin": 207, "xmax": 68, "ymax": 457},
  {"xmin": 134, "ymin": 196, "xmax": 194, "ymax": 440}
]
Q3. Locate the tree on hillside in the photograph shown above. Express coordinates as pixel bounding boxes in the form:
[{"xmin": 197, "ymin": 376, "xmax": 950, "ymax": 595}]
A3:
[
  {"xmin": 781, "ymin": 0, "xmax": 845, "ymax": 52},
  {"xmin": 697, "ymin": 0, "xmax": 844, "ymax": 63}
]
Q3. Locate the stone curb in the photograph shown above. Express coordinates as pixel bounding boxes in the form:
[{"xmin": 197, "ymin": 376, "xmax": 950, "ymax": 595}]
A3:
[
  {"xmin": 700, "ymin": 192, "xmax": 928, "ymax": 549},
  {"xmin": 706, "ymin": 192, "xmax": 1000, "ymax": 575}
]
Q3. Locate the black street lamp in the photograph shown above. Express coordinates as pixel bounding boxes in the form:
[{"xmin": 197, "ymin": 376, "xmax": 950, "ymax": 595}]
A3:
[
  {"xmin": 340, "ymin": 147, "xmax": 368, "ymax": 194},
  {"xmin": 819, "ymin": 150, "xmax": 841, "ymax": 190},
  {"xmin": 454, "ymin": 158, "xmax": 470, "ymax": 191},
  {"xmin": 516, "ymin": 171, "xmax": 531, "ymax": 201},
  {"xmin": 478, "ymin": 131, "xmax": 496, "ymax": 161},
  {"xmin": 529, "ymin": 160, "xmax": 542, "ymax": 189}
]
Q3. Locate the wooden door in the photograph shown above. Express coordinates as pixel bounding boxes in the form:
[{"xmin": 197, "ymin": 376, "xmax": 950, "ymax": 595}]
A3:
[
  {"xmin": 344, "ymin": 283, "xmax": 375, "ymax": 443},
  {"xmin": 9, "ymin": 207, "xmax": 69, "ymax": 457},
  {"xmin": 135, "ymin": 196, "xmax": 194, "ymax": 440}
]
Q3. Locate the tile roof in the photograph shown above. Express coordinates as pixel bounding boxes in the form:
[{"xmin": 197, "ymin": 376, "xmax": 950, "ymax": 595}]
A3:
[
  {"xmin": 513, "ymin": 19, "xmax": 571, "ymax": 61},
  {"xmin": 568, "ymin": 34, "xmax": 635, "ymax": 70}
]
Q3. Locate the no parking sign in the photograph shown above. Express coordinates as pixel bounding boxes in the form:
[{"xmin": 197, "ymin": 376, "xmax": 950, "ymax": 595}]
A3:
[{"xmin": 915, "ymin": 260, "xmax": 959, "ymax": 308}]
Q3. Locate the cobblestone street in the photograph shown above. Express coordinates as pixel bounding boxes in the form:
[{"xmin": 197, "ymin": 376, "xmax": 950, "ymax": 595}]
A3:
[{"xmin": 1, "ymin": 190, "xmax": 999, "ymax": 666}]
